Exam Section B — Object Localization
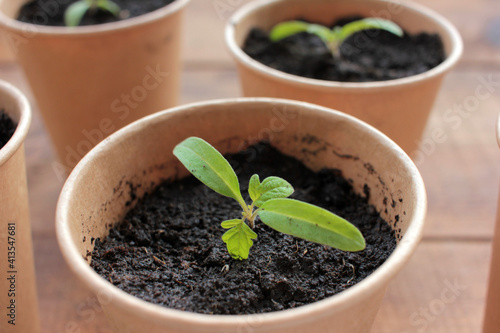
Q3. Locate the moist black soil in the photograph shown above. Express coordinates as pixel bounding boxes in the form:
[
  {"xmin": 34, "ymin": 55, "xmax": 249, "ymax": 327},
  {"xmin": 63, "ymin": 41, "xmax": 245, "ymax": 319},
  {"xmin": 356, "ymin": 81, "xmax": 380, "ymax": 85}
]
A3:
[
  {"xmin": 243, "ymin": 16, "xmax": 446, "ymax": 82},
  {"xmin": 17, "ymin": 0, "xmax": 175, "ymax": 26},
  {"xmin": 0, "ymin": 110, "xmax": 16, "ymax": 150},
  {"xmin": 91, "ymin": 143, "xmax": 397, "ymax": 314}
]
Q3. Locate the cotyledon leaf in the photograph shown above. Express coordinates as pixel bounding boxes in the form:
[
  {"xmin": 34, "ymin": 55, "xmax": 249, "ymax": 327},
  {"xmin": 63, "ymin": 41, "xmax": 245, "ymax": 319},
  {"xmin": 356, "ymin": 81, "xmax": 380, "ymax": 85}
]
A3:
[
  {"xmin": 270, "ymin": 18, "xmax": 403, "ymax": 52},
  {"xmin": 64, "ymin": 1, "xmax": 91, "ymax": 27},
  {"xmin": 333, "ymin": 18, "xmax": 404, "ymax": 44},
  {"xmin": 173, "ymin": 137, "xmax": 245, "ymax": 206},
  {"xmin": 96, "ymin": 0, "xmax": 122, "ymax": 16},
  {"xmin": 270, "ymin": 20, "xmax": 334, "ymax": 43},
  {"xmin": 259, "ymin": 198, "xmax": 365, "ymax": 252}
]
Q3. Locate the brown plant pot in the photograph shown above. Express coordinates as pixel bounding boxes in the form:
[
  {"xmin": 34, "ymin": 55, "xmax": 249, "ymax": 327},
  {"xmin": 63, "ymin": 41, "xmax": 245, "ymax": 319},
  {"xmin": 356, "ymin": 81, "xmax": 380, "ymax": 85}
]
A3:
[
  {"xmin": 225, "ymin": 0, "xmax": 463, "ymax": 155},
  {"xmin": 482, "ymin": 115, "xmax": 500, "ymax": 333},
  {"xmin": 0, "ymin": 29, "xmax": 13, "ymax": 61},
  {"xmin": 56, "ymin": 98, "xmax": 426, "ymax": 333},
  {"xmin": 0, "ymin": 80, "xmax": 39, "ymax": 333},
  {"xmin": 0, "ymin": 0, "xmax": 190, "ymax": 171}
]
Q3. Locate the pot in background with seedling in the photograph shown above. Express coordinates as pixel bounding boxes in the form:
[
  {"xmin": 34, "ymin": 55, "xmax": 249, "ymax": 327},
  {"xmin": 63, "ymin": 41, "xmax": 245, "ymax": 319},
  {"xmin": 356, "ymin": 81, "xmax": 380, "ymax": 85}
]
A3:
[
  {"xmin": 0, "ymin": 80, "xmax": 39, "ymax": 333},
  {"xmin": 56, "ymin": 98, "xmax": 426, "ymax": 333},
  {"xmin": 225, "ymin": 0, "xmax": 463, "ymax": 155},
  {"xmin": 0, "ymin": 0, "xmax": 190, "ymax": 174}
]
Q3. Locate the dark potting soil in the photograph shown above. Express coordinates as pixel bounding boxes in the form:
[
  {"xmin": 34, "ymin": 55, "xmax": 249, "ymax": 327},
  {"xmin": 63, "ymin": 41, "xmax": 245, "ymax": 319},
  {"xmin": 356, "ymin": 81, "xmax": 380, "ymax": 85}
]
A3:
[
  {"xmin": 0, "ymin": 110, "xmax": 16, "ymax": 150},
  {"xmin": 17, "ymin": 0, "xmax": 175, "ymax": 27},
  {"xmin": 243, "ymin": 16, "xmax": 446, "ymax": 82},
  {"xmin": 90, "ymin": 143, "xmax": 397, "ymax": 314}
]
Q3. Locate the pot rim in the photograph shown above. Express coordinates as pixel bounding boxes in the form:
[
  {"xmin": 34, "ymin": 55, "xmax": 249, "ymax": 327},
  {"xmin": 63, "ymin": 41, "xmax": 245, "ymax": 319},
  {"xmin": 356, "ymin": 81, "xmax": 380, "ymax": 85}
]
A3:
[
  {"xmin": 225, "ymin": 0, "xmax": 463, "ymax": 91},
  {"xmin": 0, "ymin": 0, "xmax": 190, "ymax": 36},
  {"xmin": 0, "ymin": 80, "xmax": 31, "ymax": 166},
  {"xmin": 56, "ymin": 97, "xmax": 427, "ymax": 328}
]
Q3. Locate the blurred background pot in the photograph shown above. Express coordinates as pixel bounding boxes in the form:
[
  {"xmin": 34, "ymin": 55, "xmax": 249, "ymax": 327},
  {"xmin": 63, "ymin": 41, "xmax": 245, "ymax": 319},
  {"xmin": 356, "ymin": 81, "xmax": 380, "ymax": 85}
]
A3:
[
  {"xmin": 482, "ymin": 115, "xmax": 500, "ymax": 333},
  {"xmin": 225, "ymin": 0, "xmax": 463, "ymax": 155},
  {"xmin": 0, "ymin": 80, "xmax": 39, "ymax": 333},
  {"xmin": 57, "ymin": 98, "xmax": 426, "ymax": 333},
  {"xmin": 0, "ymin": 0, "xmax": 190, "ymax": 171}
]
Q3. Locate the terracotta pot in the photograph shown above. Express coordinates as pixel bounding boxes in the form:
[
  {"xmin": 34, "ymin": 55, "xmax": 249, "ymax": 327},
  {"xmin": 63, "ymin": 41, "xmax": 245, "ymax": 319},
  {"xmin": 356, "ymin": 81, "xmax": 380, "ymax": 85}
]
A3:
[
  {"xmin": 0, "ymin": 0, "xmax": 190, "ymax": 171},
  {"xmin": 482, "ymin": 115, "xmax": 500, "ymax": 333},
  {"xmin": 0, "ymin": 29, "xmax": 13, "ymax": 61},
  {"xmin": 56, "ymin": 98, "xmax": 426, "ymax": 333},
  {"xmin": 225, "ymin": 0, "xmax": 463, "ymax": 155},
  {"xmin": 0, "ymin": 80, "xmax": 39, "ymax": 333}
]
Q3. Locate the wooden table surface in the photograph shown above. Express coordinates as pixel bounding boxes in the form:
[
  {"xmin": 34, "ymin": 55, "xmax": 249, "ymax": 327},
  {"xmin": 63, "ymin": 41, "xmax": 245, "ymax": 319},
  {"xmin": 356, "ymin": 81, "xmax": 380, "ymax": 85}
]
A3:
[{"xmin": 1, "ymin": 0, "xmax": 499, "ymax": 332}]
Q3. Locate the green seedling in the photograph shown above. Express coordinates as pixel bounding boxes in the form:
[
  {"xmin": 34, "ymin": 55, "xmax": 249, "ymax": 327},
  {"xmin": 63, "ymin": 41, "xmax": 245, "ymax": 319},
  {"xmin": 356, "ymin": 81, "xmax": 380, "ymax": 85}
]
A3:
[
  {"xmin": 173, "ymin": 137, "xmax": 365, "ymax": 260},
  {"xmin": 64, "ymin": 0, "xmax": 125, "ymax": 27},
  {"xmin": 269, "ymin": 18, "xmax": 404, "ymax": 57}
]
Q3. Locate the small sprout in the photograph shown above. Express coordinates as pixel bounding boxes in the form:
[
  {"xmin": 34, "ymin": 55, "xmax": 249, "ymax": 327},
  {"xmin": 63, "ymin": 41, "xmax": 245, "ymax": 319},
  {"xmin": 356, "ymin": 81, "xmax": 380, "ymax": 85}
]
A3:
[
  {"xmin": 269, "ymin": 18, "xmax": 404, "ymax": 57},
  {"xmin": 64, "ymin": 0, "xmax": 126, "ymax": 27},
  {"xmin": 221, "ymin": 264, "xmax": 230, "ymax": 273},
  {"xmin": 173, "ymin": 137, "xmax": 365, "ymax": 261}
]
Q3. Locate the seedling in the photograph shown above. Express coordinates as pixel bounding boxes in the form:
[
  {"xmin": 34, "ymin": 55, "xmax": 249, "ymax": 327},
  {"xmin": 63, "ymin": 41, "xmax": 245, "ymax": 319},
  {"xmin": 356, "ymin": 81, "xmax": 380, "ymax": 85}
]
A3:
[
  {"xmin": 64, "ymin": 0, "xmax": 127, "ymax": 27},
  {"xmin": 269, "ymin": 18, "xmax": 404, "ymax": 57},
  {"xmin": 173, "ymin": 137, "xmax": 365, "ymax": 260}
]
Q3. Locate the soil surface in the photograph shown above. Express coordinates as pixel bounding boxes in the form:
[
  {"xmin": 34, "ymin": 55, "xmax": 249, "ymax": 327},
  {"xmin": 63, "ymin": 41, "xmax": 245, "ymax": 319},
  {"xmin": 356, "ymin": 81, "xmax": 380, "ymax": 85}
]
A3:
[
  {"xmin": 243, "ymin": 16, "xmax": 446, "ymax": 82},
  {"xmin": 17, "ymin": 0, "xmax": 175, "ymax": 26},
  {"xmin": 91, "ymin": 143, "xmax": 397, "ymax": 314},
  {"xmin": 0, "ymin": 110, "xmax": 16, "ymax": 150}
]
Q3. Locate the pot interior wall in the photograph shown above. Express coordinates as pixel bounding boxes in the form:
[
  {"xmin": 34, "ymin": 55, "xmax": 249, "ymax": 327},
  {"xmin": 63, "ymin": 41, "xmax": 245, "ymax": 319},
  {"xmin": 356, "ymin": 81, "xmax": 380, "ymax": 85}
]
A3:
[
  {"xmin": 232, "ymin": 0, "xmax": 456, "ymax": 60},
  {"xmin": 0, "ymin": 85, "xmax": 20, "ymax": 124},
  {"xmin": 0, "ymin": 81, "xmax": 29, "ymax": 163},
  {"xmin": 0, "ymin": 0, "xmax": 29, "ymax": 19},
  {"xmin": 65, "ymin": 100, "xmax": 420, "ymax": 262}
]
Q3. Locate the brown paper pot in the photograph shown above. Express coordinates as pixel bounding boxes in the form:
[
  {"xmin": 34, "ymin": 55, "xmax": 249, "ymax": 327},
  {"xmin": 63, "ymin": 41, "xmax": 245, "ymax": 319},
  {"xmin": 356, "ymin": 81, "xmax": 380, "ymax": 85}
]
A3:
[
  {"xmin": 482, "ymin": 115, "xmax": 500, "ymax": 333},
  {"xmin": 0, "ymin": 80, "xmax": 39, "ymax": 333},
  {"xmin": 56, "ymin": 98, "xmax": 426, "ymax": 333},
  {"xmin": 0, "ymin": 29, "xmax": 13, "ymax": 61},
  {"xmin": 0, "ymin": 0, "xmax": 190, "ymax": 170},
  {"xmin": 225, "ymin": 0, "xmax": 463, "ymax": 155}
]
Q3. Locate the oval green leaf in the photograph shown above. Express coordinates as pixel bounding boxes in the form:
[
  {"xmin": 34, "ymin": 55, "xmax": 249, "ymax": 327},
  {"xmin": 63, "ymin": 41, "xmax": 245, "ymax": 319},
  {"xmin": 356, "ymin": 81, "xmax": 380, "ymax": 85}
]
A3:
[
  {"xmin": 173, "ymin": 137, "xmax": 245, "ymax": 206},
  {"xmin": 253, "ymin": 176, "xmax": 294, "ymax": 207},
  {"xmin": 96, "ymin": 0, "xmax": 122, "ymax": 17},
  {"xmin": 64, "ymin": 1, "xmax": 91, "ymax": 27},
  {"xmin": 259, "ymin": 198, "xmax": 365, "ymax": 252},
  {"xmin": 222, "ymin": 221, "xmax": 257, "ymax": 260},
  {"xmin": 270, "ymin": 21, "xmax": 333, "ymax": 43},
  {"xmin": 334, "ymin": 18, "xmax": 403, "ymax": 44}
]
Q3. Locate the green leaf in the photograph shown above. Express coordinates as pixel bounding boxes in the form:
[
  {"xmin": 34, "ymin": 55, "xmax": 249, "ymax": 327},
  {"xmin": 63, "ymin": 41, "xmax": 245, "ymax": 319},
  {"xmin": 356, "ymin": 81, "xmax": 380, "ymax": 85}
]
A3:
[
  {"xmin": 173, "ymin": 137, "xmax": 245, "ymax": 206},
  {"xmin": 253, "ymin": 176, "xmax": 294, "ymax": 207},
  {"xmin": 270, "ymin": 21, "xmax": 334, "ymax": 43},
  {"xmin": 221, "ymin": 219, "xmax": 242, "ymax": 229},
  {"xmin": 64, "ymin": 0, "xmax": 91, "ymax": 27},
  {"xmin": 306, "ymin": 23, "xmax": 337, "ymax": 43},
  {"xmin": 222, "ymin": 221, "xmax": 257, "ymax": 260},
  {"xmin": 259, "ymin": 198, "xmax": 365, "ymax": 252},
  {"xmin": 96, "ymin": 0, "xmax": 121, "ymax": 17},
  {"xmin": 248, "ymin": 174, "xmax": 261, "ymax": 202},
  {"xmin": 333, "ymin": 18, "xmax": 404, "ymax": 44}
]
